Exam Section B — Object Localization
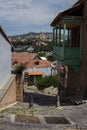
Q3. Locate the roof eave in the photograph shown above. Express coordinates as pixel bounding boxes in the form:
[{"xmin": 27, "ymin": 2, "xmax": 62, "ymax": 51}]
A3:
[
  {"xmin": 0, "ymin": 25, "xmax": 13, "ymax": 47},
  {"xmin": 50, "ymin": 0, "xmax": 84, "ymax": 27}
]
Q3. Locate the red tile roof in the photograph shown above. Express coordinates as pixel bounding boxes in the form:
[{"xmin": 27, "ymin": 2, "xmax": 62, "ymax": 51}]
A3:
[
  {"xmin": 26, "ymin": 60, "xmax": 51, "ymax": 68},
  {"xmin": 11, "ymin": 52, "xmax": 51, "ymax": 68},
  {"xmin": 12, "ymin": 52, "xmax": 38, "ymax": 65}
]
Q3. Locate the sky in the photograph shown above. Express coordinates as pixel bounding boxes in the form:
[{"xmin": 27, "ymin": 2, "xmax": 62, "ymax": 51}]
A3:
[{"xmin": 0, "ymin": 0, "xmax": 78, "ymax": 36}]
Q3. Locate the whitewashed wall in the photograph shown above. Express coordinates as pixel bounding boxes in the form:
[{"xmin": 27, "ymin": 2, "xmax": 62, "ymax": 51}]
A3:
[
  {"xmin": 27, "ymin": 67, "xmax": 52, "ymax": 77},
  {"xmin": 0, "ymin": 33, "xmax": 11, "ymax": 86}
]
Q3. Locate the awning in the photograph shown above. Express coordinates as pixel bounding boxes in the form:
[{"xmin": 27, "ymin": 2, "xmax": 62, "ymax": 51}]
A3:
[{"xmin": 28, "ymin": 71, "xmax": 43, "ymax": 76}]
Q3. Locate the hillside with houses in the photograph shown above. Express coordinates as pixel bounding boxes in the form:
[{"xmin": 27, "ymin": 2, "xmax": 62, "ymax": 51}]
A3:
[
  {"xmin": 10, "ymin": 31, "xmax": 54, "ymax": 61},
  {"xmin": 9, "ymin": 32, "xmax": 52, "ymax": 43}
]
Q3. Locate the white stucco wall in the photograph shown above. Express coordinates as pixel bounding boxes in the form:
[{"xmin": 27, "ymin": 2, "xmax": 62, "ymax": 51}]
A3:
[
  {"xmin": 0, "ymin": 33, "xmax": 11, "ymax": 86},
  {"xmin": 27, "ymin": 67, "xmax": 52, "ymax": 77}
]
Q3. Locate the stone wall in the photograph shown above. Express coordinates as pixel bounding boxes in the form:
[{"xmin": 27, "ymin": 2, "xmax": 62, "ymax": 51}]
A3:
[{"xmin": 0, "ymin": 74, "xmax": 24, "ymax": 109}]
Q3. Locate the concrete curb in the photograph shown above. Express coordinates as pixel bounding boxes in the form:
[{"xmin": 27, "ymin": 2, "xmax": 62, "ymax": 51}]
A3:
[{"xmin": 0, "ymin": 102, "xmax": 17, "ymax": 111}]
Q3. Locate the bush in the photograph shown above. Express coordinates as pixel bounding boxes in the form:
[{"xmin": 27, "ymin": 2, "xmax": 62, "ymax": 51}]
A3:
[
  {"xmin": 28, "ymin": 81, "xmax": 34, "ymax": 86},
  {"xmin": 36, "ymin": 75, "xmax": 58, "ymax": 90},
  {"xmin": 13, "ymin": 63, "xmax": 26, "ymax": 74}
]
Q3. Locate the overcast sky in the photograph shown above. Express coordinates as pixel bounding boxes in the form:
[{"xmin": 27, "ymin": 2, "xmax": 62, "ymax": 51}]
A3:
[{"xmin": 0, "ymin": 0, "xmax": 78, "ymax": 36}]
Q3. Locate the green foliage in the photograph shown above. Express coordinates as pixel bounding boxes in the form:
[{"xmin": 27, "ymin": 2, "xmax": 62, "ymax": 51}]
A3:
[
  {"xmin": 28, "ymin": 75, "xmax": 42, "ymax": 86},
  {"xmin": 32, "ymin": 42, "xmax": 52, "ymax": 53},
  {"xmin": 14, "ymin": 63, "xmax": 26, "ymax": 74},
  {"xmin": 28, "ymin": 80, "xmax": 34, "ymax": 86},
  {"xmin": 12, "ymin": 40, "xmax": 33, "ymax": 46},
  {"xmin": 38, "ymin": 52, "xmax": 45, "ymax": 57},
  {"xmin": 12, "ymin": 39, "xmax": 52, "ymax": 53},
  {"xmin": 36, "ymin": 75, "xmax": 58, "ymax": 90}
]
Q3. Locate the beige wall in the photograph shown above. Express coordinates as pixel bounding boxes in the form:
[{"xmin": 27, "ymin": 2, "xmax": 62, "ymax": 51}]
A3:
[
  {"xmin": 0, "ymin": 74, "xmax": 23, "ymax": 109},
  {"xmin": 0, "ymin": 77, "xmax": 16, "ymax": 109}
]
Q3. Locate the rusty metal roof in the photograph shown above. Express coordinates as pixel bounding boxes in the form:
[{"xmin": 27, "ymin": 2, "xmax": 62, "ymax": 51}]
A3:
[
  {"xmin": 51, "ymin": 0, "xmax": 84, "ymax": 27},
  {"xmin": 28, "ymin": 71, "xmax": 43, "ymax": 76}
]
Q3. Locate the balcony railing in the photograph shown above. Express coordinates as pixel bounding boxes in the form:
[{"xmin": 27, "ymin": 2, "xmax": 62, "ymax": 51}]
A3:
[{"xmin": 53, "ymin": 45, "xmax": 80, "ymax": 60}]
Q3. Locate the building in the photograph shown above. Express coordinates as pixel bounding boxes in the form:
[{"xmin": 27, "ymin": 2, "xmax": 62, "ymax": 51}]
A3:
[
  {"xmin": 0, "ymin": 26, "xmax": 12, "ymax": 85},
  {"xmin": 11, "ymin": 52, "xmax": 39, "ymax": 69},
  {"xmin": 26, "ymin": 59, "xmax": 51, "ymax": 74},
  {"xmin": 27, "ymin": 46, "xmax": 34, "ymax": 53},
  {"xmin": 11, "ymin": 52, "xmax": 52, "ymax": 83},
  {"xmin": 0, "ymin": 25, "xmax": 17, "ymax": 109},
  {"xmin": 24, "ymin": 59, "xmax": 51, "ymax": 83},
  {"xmin": 51, "ymin": 0, "xmax": 87, "ymax": 98}
]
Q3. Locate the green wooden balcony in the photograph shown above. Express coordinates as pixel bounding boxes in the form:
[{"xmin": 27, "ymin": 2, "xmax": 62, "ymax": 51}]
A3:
[
  {"xmin": 52, "ymin": 16, "xmax": 82, "ymax": 73},
  {"xmin": 53, "ymin": 46, "xmax": 80, "ymax": 61},
  {"xmin": 53, "ymin": 45, "xmax": 80, "ymax": 73}
]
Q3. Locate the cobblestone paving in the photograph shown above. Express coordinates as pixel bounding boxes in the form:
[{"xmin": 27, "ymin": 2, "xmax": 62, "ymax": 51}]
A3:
[{"xmin": 0, "ymin": 102, "xmax": 87, "ymax": 130}]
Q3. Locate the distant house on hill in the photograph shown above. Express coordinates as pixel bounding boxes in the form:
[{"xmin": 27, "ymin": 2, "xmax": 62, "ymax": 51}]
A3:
[
  {"xmin": 27, "ymin": 46, "xmax": 34, "ymax": 53},
  {"xmin": 0, "ymin": 25, "xmax": 17, "ymax": 109}
]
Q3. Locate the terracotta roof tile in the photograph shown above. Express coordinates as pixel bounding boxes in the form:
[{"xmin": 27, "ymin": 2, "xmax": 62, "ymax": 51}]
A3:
[
  {"xmin": 11, "ymin": 52, "xmax": 51, "ymax": 68},
  {"xmin": 11, "ymin": 52, "xmax": 38, "ymax": 67},
  {"xmin": 26, "ymin": 60, "xmax": 51, "ymax": 68},
  {"xmin": 28, "ymin": 71, "xmax": 43, "ymax": 76}
]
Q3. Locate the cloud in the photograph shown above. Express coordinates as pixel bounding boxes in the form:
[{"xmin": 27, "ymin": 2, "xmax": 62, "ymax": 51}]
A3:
[{"xmin": 0, "ymin": 0, "xmax": 78, "ymax": 35}]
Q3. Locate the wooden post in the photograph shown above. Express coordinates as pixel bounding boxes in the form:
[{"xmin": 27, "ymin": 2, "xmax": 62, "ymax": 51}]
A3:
[{"xmin": 16, "ymin": 74, "xmax": 24, "ymax": 102}]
